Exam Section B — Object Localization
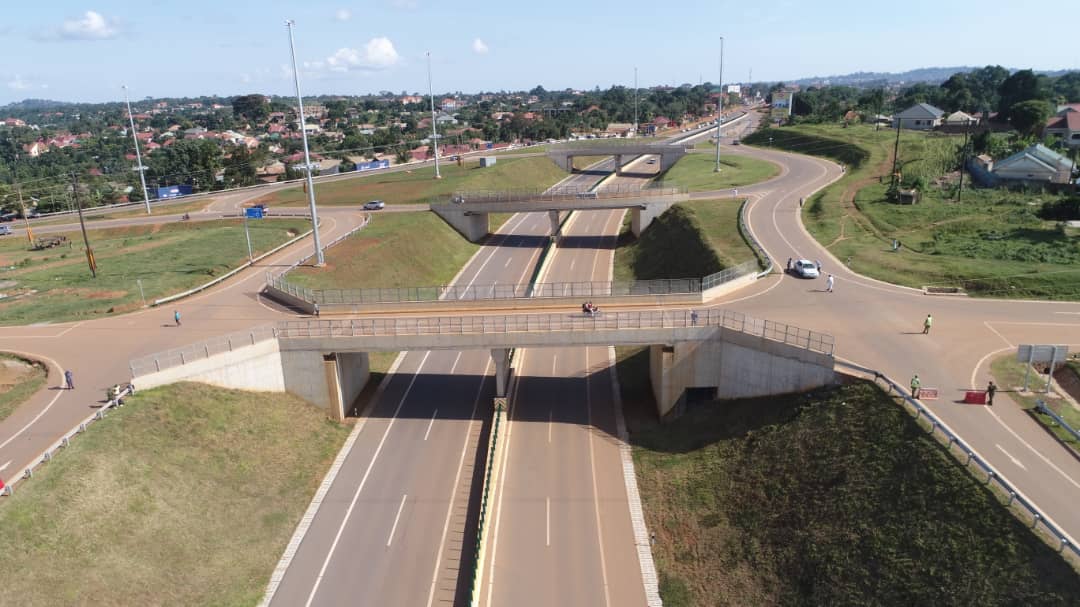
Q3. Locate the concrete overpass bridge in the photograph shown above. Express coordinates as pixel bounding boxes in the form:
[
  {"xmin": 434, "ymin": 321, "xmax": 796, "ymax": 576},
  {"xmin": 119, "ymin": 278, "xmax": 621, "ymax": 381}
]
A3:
[
  {"xmin": 547, "ymin": 140, "xmax": 693, "ymax": 174},
  {"xmin": 130, "ymin": 308, "xmax": 834, "ymax": 422},
  {"xmin": 430, "ymin": 185, "xmax": 689, "ymax": 241}
]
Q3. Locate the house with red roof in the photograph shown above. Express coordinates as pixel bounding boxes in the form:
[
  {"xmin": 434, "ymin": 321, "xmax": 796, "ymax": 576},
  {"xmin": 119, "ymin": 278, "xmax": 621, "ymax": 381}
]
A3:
[{"xmin": 1044, "ymin": 111, "xmax": 1080, "ymax": 149}]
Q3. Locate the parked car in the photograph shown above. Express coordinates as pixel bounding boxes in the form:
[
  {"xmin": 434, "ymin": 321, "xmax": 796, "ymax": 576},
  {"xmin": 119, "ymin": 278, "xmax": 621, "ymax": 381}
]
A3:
[
  {"xmin": 0, "ymin": 225, "xmax": 12, "ymax": 236},
  {"xmin": 792, "ymin": 259, "xmax": 819, "ymax": 279},
  {"xmin": 363, "ymin": 200, "xmax": 385, "ymax": 210},
  {"xmin": 646, "ymin": 158, "xmax": 657, "ymax": 164},
  {"xmin": 732, "ymin": 139, "xmax": 741, "ymax": 145}
]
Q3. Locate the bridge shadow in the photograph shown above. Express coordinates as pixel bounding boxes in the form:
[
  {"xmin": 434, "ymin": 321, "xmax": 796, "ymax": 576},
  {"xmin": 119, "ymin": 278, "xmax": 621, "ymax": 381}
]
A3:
[{"xmin": 478, "ymin": 233, "xmax": 617, "ymax": 250}]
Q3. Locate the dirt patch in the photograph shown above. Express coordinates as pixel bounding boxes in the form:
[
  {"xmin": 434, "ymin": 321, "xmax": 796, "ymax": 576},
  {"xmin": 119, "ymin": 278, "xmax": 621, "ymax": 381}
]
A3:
[
  {"xmin": 1053, "ymin": 365, "xmax": 1080, "ymax": 409},
  {"xmin": 84, "ymin": 290, "xmax": 128, "ymax": 300},
  {"xmin": 0, "ymin": 356, "xmax": 40, "ymax": 392}
]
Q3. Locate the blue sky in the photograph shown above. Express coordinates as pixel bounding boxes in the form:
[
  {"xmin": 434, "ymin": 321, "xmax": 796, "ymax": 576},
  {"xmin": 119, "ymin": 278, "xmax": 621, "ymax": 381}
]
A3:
[{"xmin": 3, "ymin": 1, "xmax": 1077, "ymax": 105}]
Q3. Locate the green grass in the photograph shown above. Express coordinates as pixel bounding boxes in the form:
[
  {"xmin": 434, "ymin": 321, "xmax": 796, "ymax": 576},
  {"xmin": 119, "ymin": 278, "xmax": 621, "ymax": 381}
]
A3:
[
  {"xmin": 745, "ymin": 123, "xmax": 1080, "ymax": 299},
  {"xmin": 287, "ymin": 212, "xmax": 481, "ymax": 290},
  {"xmin": 658, "ymin": 152, "xmax": 779, "ymax": 192},
  {"xmin": 0, "ymin": 353, "xmax": 47, "ymax": 422},
  {"xmin": 613, "ymin": 201, "xmax": 756, "ymax": 282},
  {"xmin": 0, "ymin": 219, "xmax": 309, "ymax": 325},
  {"xmin": 0, "ymin": 382, "xmax": 351, "ymax": 606},
  {"xmin": 251, "ymin": 156, "xmax": 567, "ymax": 207},
  {"xmin": 617, "ymin": 347, "xmax": 1080, "ymax": 606},
  {"xmin": 991, "ymin": 354, "xmax": 1080, "ymax": 449}
]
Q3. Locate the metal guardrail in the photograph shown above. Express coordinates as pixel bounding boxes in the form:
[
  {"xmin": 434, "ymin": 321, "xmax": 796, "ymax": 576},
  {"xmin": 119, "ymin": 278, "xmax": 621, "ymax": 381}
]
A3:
[
  {"xmin": 468, "ymin": 400, "xmax": 505, "ymax": 604},
  {"xmin": 129, "ymin": 324, "xmax": 278, "ymax": 377},
  {"xmin": 429, "ymin": 183, "xmax": 685, "ymax": 205},
  {"xmin": 266, "ymin": 276, "xmax": 704, "ymax": 305},
  {"xmin": 274, "ymin": 308, "xmax": 835, "ymax": 356},
  {"xmin": 737, "ymin": 198, "xmax": 774, "ymax": 277},
  {"xmin": 550, "ymin": 138, "xmax": 691, "ymax": 150},
  {"xmin": 1036, "ymin": 399, "xmax": 1080, "ymax": 443},
  {"xmin": 701, "ymin": 260, "xmax": 758, "ymax": 290},
  {"xmin": 837, "ymin": 361, "xmax": 1080, "ymax": 559}
]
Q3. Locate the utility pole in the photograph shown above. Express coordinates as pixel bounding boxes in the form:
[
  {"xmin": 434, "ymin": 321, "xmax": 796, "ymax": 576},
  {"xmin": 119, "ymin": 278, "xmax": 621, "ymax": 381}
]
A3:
[
  {"xmin": 123, "ymin": 85, "xmax": 152, "ymax": 214},
  {"xmin": 714, "ymin": 37, "xmax": 725, "ymax": 173},
  {"xmin": 71, "ymin": 173, "xmax": 96, "ymax": 278},
  {"xmin": 285, "ymin": 19, "xmax": 325, "ymax": 266},
  {"xmin": 889, "ymin": 117, "xmax": 902, "ymax": 196},
  {"xmin": 14, "ymin": 179, "xmax": 34, "ymax": 245},
  {"xmin": 427, "ymin": 52, "xmax": 441, "ymax": 179},
  {"xmin": 634, "ymin": 67, "xmax": 639, "ymax": 137},
  {"xmin": 956, "ymin": 118, "xmax": 972, "ymax": 202}
]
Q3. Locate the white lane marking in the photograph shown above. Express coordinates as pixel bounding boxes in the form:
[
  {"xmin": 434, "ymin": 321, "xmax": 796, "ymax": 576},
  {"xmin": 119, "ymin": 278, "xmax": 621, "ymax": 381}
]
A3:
[
  {"xmin": 1054, "ymin": 312, "xmax": 1080, "ymax": 315},
  {"xmin": 584, "ymin": 349, "xmax": 612, "ymax": 607},
  {"xmin": 424, "ymin": 410, "xmax": 438, "ymax": 441},
  {"xmin": 552, "ymin": 355, "xmax": 558, "ymax": 376},
  {"xmin": 995, "ymin": 445, "xmax": 1027, "ymax": 471},
  {"xmin": 0, "ymin": 460, "xmax": 10, "ymax": 472},
  {"xmin": 546, "ymin": 496, "xmax": 551, "ymax": 547},
  {"xmin": 463, "ymin": 214, "xmax": 530, "ymax": 292},
  {"xmin": 303, "ymin": 350, "xmax": 432, "ymax": 607},
  {"xmin": 449, "ymin": 352, "xmax": 462, "ymax": 375},
  {"xmin": 504, "ymin": 258, "xmax": 511, "ymax": 268},
  {"xmin": 0, "ymin": 350, "xmax": 67, "ymax": 452},
  {"xmin": 387, "ymin": 494, "xmax": 408, "ymax": 547},
  {"xmin": 982, "ymin": 321, "xmax": 1015, "ymax": 348},
  {"xmin": 969, "ymin": 346, "xmax": 1013, "ymax": 390},
  {"xmin": 485, "ymin": 349, "xmax": 527, "ymax": 607},
  {"xmin": 984, "ymin": 405, "xmax": 1080, "ymax": 490},
  {"xmin": 569, "ymin": 258, "xmax": 576, "ymax": 271},
  {"xmin": 425, "ymin": 359, "xmax": 491, "ymax": 607}
]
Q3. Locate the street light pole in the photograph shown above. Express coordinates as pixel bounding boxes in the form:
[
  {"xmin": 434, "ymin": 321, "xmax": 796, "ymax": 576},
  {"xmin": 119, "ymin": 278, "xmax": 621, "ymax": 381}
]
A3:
[
  {"xmin": 427, "ymin": 52, "xmax": 441, "ymax": 179},
  {"xmin": 714, "ymin": 37, "xmax": 725, "ymax": 172},
  {"xmin": 634, "ymin": 66, "xmax": 639, "ymax": 137},
  {"xmin": 285, "ymin": 19, "xmax": 325, "ymax": 266},
  {"xmin": 122, "ymin": 85, "xmax": 152, "ymax": 214}
]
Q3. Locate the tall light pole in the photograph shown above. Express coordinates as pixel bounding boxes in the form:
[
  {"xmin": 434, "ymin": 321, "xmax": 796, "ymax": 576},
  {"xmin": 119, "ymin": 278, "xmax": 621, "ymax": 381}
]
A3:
[
  {"xmin": 427, "ymin": 52, "xmax": 441, "ymax": 179},
  {"xmin": 634, "ymin": 66, "xmax": 639, "ymax": 137},
  {"xmin": 285, "ymin": 19, "xmax": 324, "ymax": 266},
  {"xmin": 122, "ymin": 85, "xmax": 152, "ymax": 214},
  {"xmin": 714, "ymin": 37, "xmax": 725, "ymax": 173}
]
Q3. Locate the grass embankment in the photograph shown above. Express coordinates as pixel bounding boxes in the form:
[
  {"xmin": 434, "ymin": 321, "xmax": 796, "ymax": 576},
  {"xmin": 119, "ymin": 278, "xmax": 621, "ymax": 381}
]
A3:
[
  {"xmin": 287, "ymin": 212, "xmax": 481, "ymax": 290},
  {"xmin": 991, "ymin": 354, "xmax": 1080, "ymax": 450},
  {"xmin": 615, "ymin": 348, "xmax": 1080, "ymax": 606},
  {"xmin": 0, "ymin": 382, "xmax": 350, "ymax": 606},
  {"xmin": 613, "ymin": 202, "xmax": 756, "ymax": 282},
  {"xmin": 745, "ymin": 124, "xmax": 1080, "ymax": 299},
  {"xmin": 0, "ymin": 353, "xmax": 47, "ymax": 422},
  {"xmin": 0, "ymin": 219, "xmax": 309, "ymax": 325},
  {"xmin": 251, "ymin": 156, "xmax": 566, "ymax": 208},
  {"xmin": 658, "ymin": 152, "xmax": 779, "ymax": 192}
]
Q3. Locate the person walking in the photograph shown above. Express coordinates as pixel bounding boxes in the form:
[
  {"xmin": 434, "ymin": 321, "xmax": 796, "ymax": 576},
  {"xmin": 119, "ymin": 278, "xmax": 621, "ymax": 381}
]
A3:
[
  {"xmin": 923, "ymin": 314, "xmax": 933, "ymax": 335},
  {"xmin": 825, "ymin": 274, "xmax": 834, "ymax": 292},
  {"xmin": 815, "ymin": 259, "xmax": 822, "ymax": 272},
  {"xmin": 910, "ymin": 374, "xmax": 921, "ymax": 399},
  {"xmin": 690, "ymin": 310, "xmax": 699, "ymax": 326},
  {"xmin": 732, "ymin": 188, "xmax": 738, "ymax": 197},
  {"xmin": 64, "ymin": 369, "xmax": 74, "ymax": 390},
  {"xmin": 174, "ymin": 309, "xmax": 182, "ymax": 327},
  {"xmin": 799, "ymin": 197, "xmax": 805, "ymax": 208},
  {"xmin": 986, "ymin": 380, "xmax": 997, "ymax": 406},
  {"xmin": 786, "ymin": 257, "xmax": 793, "ymax": 272}
]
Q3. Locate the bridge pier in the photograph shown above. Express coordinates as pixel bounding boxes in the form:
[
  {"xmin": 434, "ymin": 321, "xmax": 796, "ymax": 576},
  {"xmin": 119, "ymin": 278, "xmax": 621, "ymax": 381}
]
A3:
[
  {"xmin": 491, "ymin": 348, "xmax": 511, "ymax": 397},
  {"xmin": 548, "ymin": 210, "xmax": 560, "ymax": 242},
  {"xmin": 614, "ymin": 154, "xmax": 623, "ymax": 176}
]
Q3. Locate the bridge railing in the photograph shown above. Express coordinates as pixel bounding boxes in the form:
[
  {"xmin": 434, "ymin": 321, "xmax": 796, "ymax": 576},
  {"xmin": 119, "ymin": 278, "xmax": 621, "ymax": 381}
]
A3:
[
  {"xmin": 736, "ymin": 198, "xmax": 774, "ymax": 277},
  {"xmin": 276, "ymin": 308, "xmax": 835, "ymax": 356},
  {"xmin": 549, "ymin": 139, "xmax": 691, "ymax": 150},
  {"xmin": 429, "ymin": 183, "xmax": 685, "ymax": 205},
  {"xmin": 129, "ymin": 324, "xmax": 279, "ymax": 377},
  {"xmin": 701, "ymin": 260, "xmax": 759, "ymax": 290},
  {"xmin": 266, "ymin": 275, "xmax": 704, "ymax": 305}
]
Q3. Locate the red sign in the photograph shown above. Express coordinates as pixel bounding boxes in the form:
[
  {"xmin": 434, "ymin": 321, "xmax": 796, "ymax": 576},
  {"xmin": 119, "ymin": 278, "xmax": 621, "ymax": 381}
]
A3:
[
  {"xmin": 964, "ymin": 391, "xmax": 987, "ymax": 405},
  {"xmin": 918, "ymin": 388, "xmax": 939, "ymax": 400}
]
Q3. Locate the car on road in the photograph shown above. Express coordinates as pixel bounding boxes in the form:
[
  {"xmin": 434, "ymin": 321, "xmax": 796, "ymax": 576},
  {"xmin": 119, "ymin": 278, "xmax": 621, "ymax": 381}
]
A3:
[
  {"xmin": 0, "ymin": 225, "xmax": 12, "ymax": 235},
  {"xmin": 363, "ymin": 200, "xmax": 385, "ymax": 210},
  {"xmin": 792, "ymin": 259, "xmax": 819, "ymax": 279},
  {"xmin": 646, "ymin": 158, "xmax": 657, "ymax": 164},
  {"xmin": 732, "ymin": 139, "xmax": 741, "ymax": 145}
]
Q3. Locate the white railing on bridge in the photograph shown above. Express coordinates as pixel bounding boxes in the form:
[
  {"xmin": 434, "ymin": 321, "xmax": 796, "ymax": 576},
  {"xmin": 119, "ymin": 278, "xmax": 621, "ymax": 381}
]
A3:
[
  {"xmin": 129, "ymin": 324, "xmax": 279, "ymax": 377},
  {"xmin": 429, "ymin": 183, "xmax": 685, "ymax": 205}
]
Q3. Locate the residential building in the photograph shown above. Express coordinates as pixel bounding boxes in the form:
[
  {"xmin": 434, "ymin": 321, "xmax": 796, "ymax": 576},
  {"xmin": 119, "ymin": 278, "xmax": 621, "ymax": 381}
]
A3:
[
  {"xmin": 991, "ymin": 144, "xmax": 1076, "ymax": 184},
  {"xmin": 944, "ymin": 110, "xmax": 978, "ymax": 126},
  {"xmin": 893, "ymin": 103, "xmax": 944, "ymax": 130},
  {"xmin": 1045, "ymin": 106, "xmax": 1080, "ymax": 149}
]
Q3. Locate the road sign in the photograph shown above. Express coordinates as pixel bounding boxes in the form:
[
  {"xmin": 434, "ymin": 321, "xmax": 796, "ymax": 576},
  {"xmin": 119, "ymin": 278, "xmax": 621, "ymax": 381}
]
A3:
[
  {"xmin": 244, "ymin": 207, "xmax": 264, "ymax": 220},
  {"xmin": 918, "ymin": 388, "xmax": 939, "ymax": 400},
  {"xmin": 1016, "ymin": 344, "xmax": 1068, "ymax": 364},
  {"xmin": 493, "ymin": 397, "xmax": 507, "ymax": 412}
]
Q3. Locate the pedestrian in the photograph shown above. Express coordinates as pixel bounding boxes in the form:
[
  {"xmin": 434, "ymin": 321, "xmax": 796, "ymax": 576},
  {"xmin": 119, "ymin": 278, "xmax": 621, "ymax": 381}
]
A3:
[
  {"xmin": 313, "ymin": 302, "xmax": 320, "ymax": 317},
  {"xmin": 732, "ymin": 188, "xmax": 738, "ymax": 197},
  {"xmin": 64, "ymin": 369, "xmax": 74, "ymax": 390},
  {"xmin": 910, "ymin": 374, "xmax": 921, "ymax": 399},
  {"xmin": 690, "ymin": 310, "xmax": 699, "ymax": 326},
  {"xmin": 986, "ymin": 380, "xmax": 997, "ymax": 406},
  {"xmin": 923, "ymin": 314, "xmax": 933, "ymax": 335},
  {"xmin": 892, "ymin": 239, "xmax": 899, "ymax": 251},
  {"xmin": 815, "ymin": 259, "xmax": 822, "ymax": 272},
  {"xmin": 826, "ymin": 274, "xmax": 835, "ymax": 292},
  {"xmin": 786, "ymin": 257, "xmax": 793, "ymax": 272},
  {"xmin": 799, "ymin": 197, "xmax": 805, "ymax": 208},
  {"xmin": 174, "ymin": 309, "xmax": 181, "ymax": 327}
]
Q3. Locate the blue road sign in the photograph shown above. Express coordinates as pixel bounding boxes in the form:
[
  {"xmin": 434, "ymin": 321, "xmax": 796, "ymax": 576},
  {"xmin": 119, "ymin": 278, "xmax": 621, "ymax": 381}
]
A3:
[{"xmin": 245, "ymin": 207, "xmax": 264, "ymax": 219}]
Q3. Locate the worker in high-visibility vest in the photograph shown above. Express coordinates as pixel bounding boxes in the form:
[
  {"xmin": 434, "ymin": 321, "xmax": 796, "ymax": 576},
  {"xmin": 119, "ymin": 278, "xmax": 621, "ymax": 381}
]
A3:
[{"xmin": 910, "ymin": 374, "xmax": 921, "ymax": 399}]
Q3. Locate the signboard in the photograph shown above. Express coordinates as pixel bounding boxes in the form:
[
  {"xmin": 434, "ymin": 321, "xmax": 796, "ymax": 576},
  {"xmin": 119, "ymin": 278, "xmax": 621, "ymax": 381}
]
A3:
[
  {"xmin": 1016, "ymin": 345, "xmax": 1068, "ymax": 364},
  {"xmin": 355, "ymin": 159, "xmax": 390, "ymax": 172},
  {"xmin": 493, "ymin": 397, "xmax": 507, "ymax": 412},
  {"xmin": 244, "ymin": 207, "xmax": 264, "ymax": 219},
  {"xmin": 918, "ymin": 388, "xmax": 939, "ymax": 400},
  {"xmin": 157, "ymin": 185, "xmax": 193, "ymax": 199}
]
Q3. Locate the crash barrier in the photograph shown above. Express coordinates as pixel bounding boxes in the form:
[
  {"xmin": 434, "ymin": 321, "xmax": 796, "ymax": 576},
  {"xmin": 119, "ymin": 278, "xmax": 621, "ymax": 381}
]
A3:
[
  {"xmin": 836, "ymin": 360, "xmax": 1080, "ymax": 560},
  {"xmin": 270, "ymin": 214, "xmax": 371, "ymax": 281},
  {"xmin": 430, "ymin": 183, "xmax": 685, "ymax": 205},
  {"xmin": 702, "ymin": 260, "xmax": 760, "ymax": 291},
  {"xmin": 468, "ymin": 398, "xmax": 506, "ymax": 606},
  {"xmin": 1036, "ymin": 399, "xmax": 1080, "ymax": 444},
  {"xmin": 737, "ymin": 198, "xmax": 774, "ymax": 277},
  {"xmin": 129, "ymin": 325, "xmax": 279, "ymax": 377},
  {"xmin": 153, "ymin": 220, "xmax": 314, "ymax": 306},
  {"xmin": 1, "ymin": 383, "xmax": 134, "ymax": 497}
]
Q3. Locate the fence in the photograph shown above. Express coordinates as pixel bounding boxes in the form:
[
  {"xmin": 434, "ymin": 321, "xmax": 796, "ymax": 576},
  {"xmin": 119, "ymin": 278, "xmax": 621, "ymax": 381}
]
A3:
[
  {"xmin": 701, "ymin": 260, "xmax": 759, "ymax": 290},
  {"xmin": 274, "ymin": 308, "xmax": 835, "ymax": 356},
  {"xmin": 737, "ymin": 198, "xmax": 774, "ymax": 277},
  {"xmin": 837, "ymin": 361, "xmax": 1080, "ymax": 560},
  {"xmin": 1036, "ymin": 399, "xmax": 1080, "ymax": 444},
  {"xmin": 129, "ymin": 324, "xmax": 278, "ymax": 377},
  {"xmin": 429, "ymin": 183, "xmax": 685, "ymax": 205},
  {"xmin": 266, "ymin": 276, "xmax": 704, "ymax": 306},
  {"xmin": 468, "ymin": 400, "xmax": 505, "ymax": 604}
]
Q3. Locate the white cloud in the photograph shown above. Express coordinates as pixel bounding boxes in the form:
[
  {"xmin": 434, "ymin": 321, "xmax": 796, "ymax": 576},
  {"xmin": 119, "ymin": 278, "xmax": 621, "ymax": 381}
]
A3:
[
  {"xmin": 323, "ymin": 37, "xmax": 400, "ymax": 72},
  {"xmin": 472, "ymin": 38, "xmax": 489, "ymax": 54},
  {"xmin": 8, "ymin": 75, "xmax": 31, "ymax": 90},
  {"xmin": 58, "ymin": 10, "xmax": 118, "ymax": 40},
  {"xmin": 335, "ymin": 8, "xmax": 352, "ymax": 21}
]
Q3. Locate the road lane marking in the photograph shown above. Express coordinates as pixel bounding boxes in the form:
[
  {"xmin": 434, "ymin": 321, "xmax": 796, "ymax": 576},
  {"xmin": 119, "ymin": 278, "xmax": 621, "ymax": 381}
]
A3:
[
  {"xmin": 0, "ymin": 460, "xmax": 9, "ymax": 472},
  {"xmin": 425, "ymin": 360, "xmax": 490, "ymax": 607},
  {"xmin": 303, "ymin": 351, "xmax": 432, "ymax": 607},
  {"xmin": 969, "ymin": 346, "xmax": 1013, "ymax": 389},
  {"xmin": 449, "ymin": 352, "xmax": 462, "ymax": 375},
  {"xmin": 0, "ymin": 350, "xmax": 67, "ymax": 452},
  {"xmin": 552, "ymin": 355, "xmax": 558, "ymax": 376},
  {"xmin": 546, "ymin": 496, "xmax": 551, "ymax": 547},
  {"xmin": 984, "ymin": 406, "xmax": 1080, "ymax": 490},
  {"xmin": 569, "ymin": 258, "xmax": 576, "ymax": 271},
  {"xmin": 995, "ymin": 445, "xmax": 1027, "ymax": 471},
  {"xmin": 463, "ymin": 214, "xmax": 530, "ymax": 292},
  {"xmin": 584, "ymin": 349, "xmax": 612, "ymax": 607},
  {"xmin": 424, "ymin": 410, "xmax": 438, "ymax": 441},
  {"xmin": 387, "ymin": 494, "xmax": 408, "ymax": 547},
  {"xmin": 982, "ymin": 322, "xmax": 1015, "ymax": 348},
  {"xmin": 504, "ymin": 258, "xmax": 511, "ymax": 268}
]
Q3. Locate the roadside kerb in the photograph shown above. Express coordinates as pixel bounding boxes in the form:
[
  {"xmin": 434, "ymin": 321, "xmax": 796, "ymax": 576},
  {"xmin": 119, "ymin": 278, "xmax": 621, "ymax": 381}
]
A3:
[
  {"xmin": 737, "ymin": 198, "xmax": 774, "ymax": 277},
  {"xmin": 836, "ymin": 359, "xmax": 1080, "ymax": 562},
  {"xmin": 0, "ymin": 384, "xmax": 133, "ymax": 498}
]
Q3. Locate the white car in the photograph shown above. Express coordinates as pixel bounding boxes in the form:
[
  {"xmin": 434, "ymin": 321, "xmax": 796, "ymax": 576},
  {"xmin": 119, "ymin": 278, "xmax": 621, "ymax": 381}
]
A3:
[
  {"xmin": 363, "ymin": 200, "xmax": 385, "ymax": 210},
  {"xmin": 792, "ymin": 259, "xmax": 819, "ymax": 278}
]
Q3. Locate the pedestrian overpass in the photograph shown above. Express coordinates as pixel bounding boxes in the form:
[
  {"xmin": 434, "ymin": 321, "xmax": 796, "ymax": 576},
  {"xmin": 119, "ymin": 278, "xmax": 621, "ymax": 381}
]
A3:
[
  {"xmin": 129, "ymin": 309, "xmax": 834, "ymax": 422},
  {"xmin": 547, "ymin": 140, "xmax": 693, "ymax": 174}
]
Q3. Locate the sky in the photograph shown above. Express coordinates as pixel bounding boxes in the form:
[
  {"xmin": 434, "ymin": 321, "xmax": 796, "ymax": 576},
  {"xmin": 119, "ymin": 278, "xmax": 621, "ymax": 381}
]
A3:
[{"xmin": 2, "ymin": 1, "xmax": 1078, "ymax": 105}]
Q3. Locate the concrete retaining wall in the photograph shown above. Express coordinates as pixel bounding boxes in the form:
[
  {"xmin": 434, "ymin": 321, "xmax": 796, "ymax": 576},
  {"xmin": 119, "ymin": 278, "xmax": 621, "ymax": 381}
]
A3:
[
  {"xmin": 280, "ymin": 349, "xmax": 335, "ymax": 415},
  {"xmin": 134, "ymin": 338, "xmax": 285, "ymax": 393},
  {"xmin": 430, "ymin": 205, "xmax": 489, "ymax": 242},
  {"xmin": 650, "ymin": 327, "xmax": 835, "ymax": 418}
]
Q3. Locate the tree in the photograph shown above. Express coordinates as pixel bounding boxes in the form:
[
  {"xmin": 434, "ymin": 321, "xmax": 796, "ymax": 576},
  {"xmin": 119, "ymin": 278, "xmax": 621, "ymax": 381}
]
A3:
[
  {"xmin": 997, "ymin": 69, "xmax": 1047, "ymax": 120},
  {"xmin": 1008, "ymin": 99, "xmax": 1053, "ymax": 136},
  {"xmin": 231, "ymin": 94, "xmax": 270, "ymax": 123}
]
